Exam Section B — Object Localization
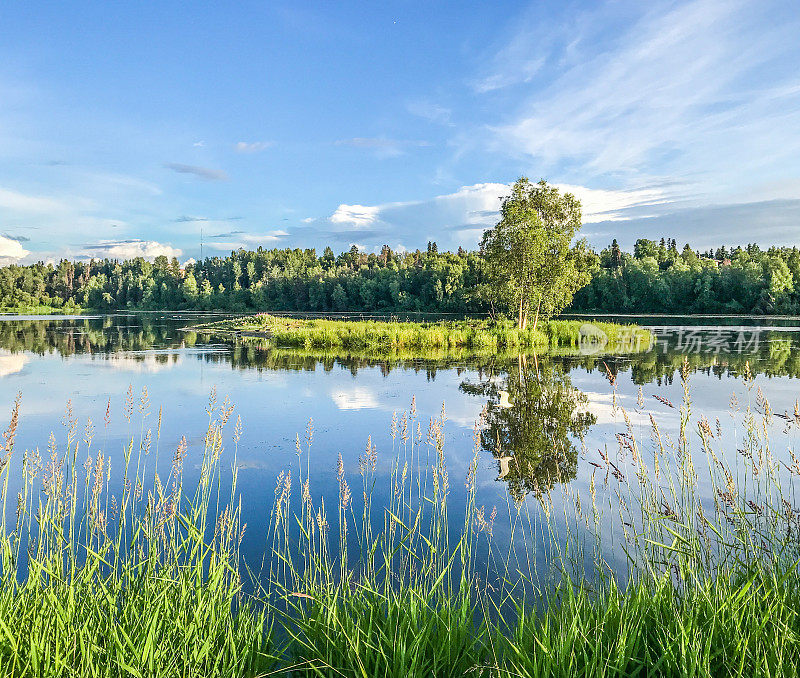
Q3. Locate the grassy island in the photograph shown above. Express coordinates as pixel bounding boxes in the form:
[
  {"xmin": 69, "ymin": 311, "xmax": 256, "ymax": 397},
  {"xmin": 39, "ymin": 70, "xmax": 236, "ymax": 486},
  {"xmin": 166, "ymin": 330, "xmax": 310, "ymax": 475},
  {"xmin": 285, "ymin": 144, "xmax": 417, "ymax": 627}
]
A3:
[{"xmin": 190, "ymin": 314, "xmax": 652, "ymax": 354}]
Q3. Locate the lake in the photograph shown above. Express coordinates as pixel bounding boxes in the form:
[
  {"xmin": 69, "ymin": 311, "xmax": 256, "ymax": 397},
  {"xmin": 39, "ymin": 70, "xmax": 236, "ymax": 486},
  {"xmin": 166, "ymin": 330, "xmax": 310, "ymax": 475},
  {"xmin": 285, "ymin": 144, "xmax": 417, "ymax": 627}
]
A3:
[{"xmin": 2, "ymin": 312, "xmax": 799, "ymax": 582}]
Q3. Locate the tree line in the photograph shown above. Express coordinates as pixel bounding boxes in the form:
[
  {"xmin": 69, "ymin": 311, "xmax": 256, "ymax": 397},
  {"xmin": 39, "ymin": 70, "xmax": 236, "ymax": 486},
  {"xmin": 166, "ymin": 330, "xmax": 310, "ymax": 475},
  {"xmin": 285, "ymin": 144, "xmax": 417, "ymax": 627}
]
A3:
[
  {"xmin": 3, "ymin": 174, "xmax": 800, "ymax": 317},
  {"xmin": 3, "ymin": 237, "xmax": 800, "ymax": 316}
]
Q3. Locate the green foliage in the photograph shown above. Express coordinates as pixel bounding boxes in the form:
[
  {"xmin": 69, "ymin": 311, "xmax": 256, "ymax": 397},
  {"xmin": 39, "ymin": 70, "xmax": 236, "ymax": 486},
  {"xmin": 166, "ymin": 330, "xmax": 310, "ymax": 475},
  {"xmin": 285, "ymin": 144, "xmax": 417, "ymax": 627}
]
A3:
[
  {"xmin": 462, "ymin": 358, "xmax": 596, "ymax": 501},
  {"xmin": 0, "ymin": 396, "xmax": 275, "ymax": 677},
  {"xmin": 480, "ymin": 178, "xmax": 592, "ymax": 328},
  {"xmin": 287, "ymin": 587, "xmax": 484, "ymax": 677},
  {"xmin": 500, "ymin": 569, "xmax": 800, "ymax": 677},
  {"xmin": 196, "ymin": 314, "xmax": 650, "ymax": 355},
  {"xmin": 573, "ymin": 241, "xmax": 800, "ymax": 314},
  {"xmin": 3, "ymin": 237, "xmax": 800, "ymax": 315},
  {"xmin": 1, "ymin": 370, "xmax": 800, "ymax": 676}
]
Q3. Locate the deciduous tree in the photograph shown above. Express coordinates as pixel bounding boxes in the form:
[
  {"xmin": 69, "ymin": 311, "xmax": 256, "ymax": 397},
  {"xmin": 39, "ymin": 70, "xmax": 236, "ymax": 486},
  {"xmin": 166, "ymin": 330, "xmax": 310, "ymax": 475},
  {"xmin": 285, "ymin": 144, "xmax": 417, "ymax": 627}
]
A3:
[{"xmin": 480, "ymin": 178, "xmax": 592, "ymax": 330}]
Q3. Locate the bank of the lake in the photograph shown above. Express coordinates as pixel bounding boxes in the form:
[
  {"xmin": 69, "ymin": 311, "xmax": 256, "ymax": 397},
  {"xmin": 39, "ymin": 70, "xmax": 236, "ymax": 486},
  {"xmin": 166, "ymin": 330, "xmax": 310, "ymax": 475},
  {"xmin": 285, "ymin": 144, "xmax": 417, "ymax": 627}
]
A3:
[{"xmin": 190, "ymin": 313, "xmax": 651, "ymax": 354}]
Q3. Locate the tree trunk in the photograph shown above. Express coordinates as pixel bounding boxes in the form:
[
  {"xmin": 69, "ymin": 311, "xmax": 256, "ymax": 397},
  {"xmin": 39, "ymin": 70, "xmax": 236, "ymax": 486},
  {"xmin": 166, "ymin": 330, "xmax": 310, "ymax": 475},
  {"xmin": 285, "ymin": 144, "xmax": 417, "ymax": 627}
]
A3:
[
  {"xmin": 518, "ymin": 295, "xmax": 525, "ymax": 330},
  {"xmin": 530, "ymin": 296, "xmax": 542, "ymax": 334}
]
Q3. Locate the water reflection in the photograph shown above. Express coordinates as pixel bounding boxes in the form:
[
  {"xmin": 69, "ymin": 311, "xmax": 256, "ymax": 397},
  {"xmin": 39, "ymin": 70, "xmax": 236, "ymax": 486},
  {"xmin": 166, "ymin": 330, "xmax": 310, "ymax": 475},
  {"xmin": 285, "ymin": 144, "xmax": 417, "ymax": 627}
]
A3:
[
  {"xmin": 2, "ymin": 314, "xmax": 800, "ymax": 382},
  {"xmin": 2, "ymin": 312, "xmax": 800, "ymax": 578},
  {"xmin": 461, "ymin": 356, "xmax": 596, "ymax": 501}
]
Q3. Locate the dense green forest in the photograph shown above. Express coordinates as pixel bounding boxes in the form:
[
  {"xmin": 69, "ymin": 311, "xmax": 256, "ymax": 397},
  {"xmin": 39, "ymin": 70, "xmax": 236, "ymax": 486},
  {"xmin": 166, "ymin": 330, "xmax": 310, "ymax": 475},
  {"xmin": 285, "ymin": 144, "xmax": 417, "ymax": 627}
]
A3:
[{"xmin": 2, "ymin": 238, "xmax": 800, "ymax": 314}]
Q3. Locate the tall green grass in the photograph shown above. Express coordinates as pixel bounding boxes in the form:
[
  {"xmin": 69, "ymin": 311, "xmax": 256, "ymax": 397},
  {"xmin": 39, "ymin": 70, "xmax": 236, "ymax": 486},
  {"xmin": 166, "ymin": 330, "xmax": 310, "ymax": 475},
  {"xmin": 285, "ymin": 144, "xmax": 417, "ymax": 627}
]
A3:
[
  {"xmin": 1, "ymin": 362, "xmax": 799, "ymax": 676},
  {"xmin": 194, "ymin": 314, "xmax": 652, "ymax": 354},
  {"xmin": 0, "ymin": 390, "xmax": 274, "ymax": 676}
]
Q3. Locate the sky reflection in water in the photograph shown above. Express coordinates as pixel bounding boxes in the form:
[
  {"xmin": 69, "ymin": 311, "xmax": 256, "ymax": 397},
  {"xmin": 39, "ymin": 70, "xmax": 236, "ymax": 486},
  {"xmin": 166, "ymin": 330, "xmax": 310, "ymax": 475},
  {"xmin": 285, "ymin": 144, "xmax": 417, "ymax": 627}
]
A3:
[{"xmin": 1, "ymin": 312, "xmax": 799, "ymax": 577}]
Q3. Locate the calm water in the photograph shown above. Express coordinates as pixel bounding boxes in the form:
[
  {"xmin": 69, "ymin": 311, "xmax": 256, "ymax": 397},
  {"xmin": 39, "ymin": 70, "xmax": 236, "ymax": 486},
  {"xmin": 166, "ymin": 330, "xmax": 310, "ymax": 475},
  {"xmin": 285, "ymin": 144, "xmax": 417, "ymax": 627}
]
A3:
[{"xmin": 2, "ymin": 312, "xmax": 800, "ymax": 577}]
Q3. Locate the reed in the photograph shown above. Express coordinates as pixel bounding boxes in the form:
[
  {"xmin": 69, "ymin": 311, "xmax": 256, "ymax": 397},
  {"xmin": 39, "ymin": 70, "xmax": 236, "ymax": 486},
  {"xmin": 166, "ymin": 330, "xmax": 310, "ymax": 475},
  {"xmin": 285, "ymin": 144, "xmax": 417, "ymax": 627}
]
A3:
[{"xmin": 0, "ymin": 360, "xmax": 798, "ymax": 676}]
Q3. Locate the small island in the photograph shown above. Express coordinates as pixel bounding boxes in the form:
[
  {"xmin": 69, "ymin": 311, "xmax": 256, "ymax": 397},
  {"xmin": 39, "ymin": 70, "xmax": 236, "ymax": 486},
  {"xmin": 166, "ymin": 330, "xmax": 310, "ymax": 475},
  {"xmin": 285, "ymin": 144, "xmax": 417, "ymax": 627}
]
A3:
[{"xmin": 190, "ymin": 313, "xmax": 652, "ymax": 354}]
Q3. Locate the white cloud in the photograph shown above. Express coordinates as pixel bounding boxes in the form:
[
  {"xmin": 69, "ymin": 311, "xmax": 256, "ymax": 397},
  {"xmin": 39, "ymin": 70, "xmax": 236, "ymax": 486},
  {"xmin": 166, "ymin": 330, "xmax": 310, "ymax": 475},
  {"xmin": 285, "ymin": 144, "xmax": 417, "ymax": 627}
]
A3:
[
  {"xmin": 580, "ymin": 392, "xmax": 654, "ymax": 427},
  {"xmin": 206, "ymin": 231, "xmax": 289, "ymax": 251},
  {"xmin": 0, "ymin": 177, "xmax": 166, "ymax": 262},
  {"xmin": 487, "ymin": 0, "xmax": 800, "ymax": 196},
  {"xmin": 319, "ymin": 181, "xmax": 668, "ymax": 250},
  {"xmin": 0, "ymin": 235, "xmax": 29, "ymax": 263},
  {"xmin": 474, "ymin": 56, "xmax": 545, "ymax": 94},
  {"xmin": 330, "ymin": 204, "xmax": 382, "ymax": 228},
  {"xmin": 81, "ymin": 239, "xmax": 182, "ymax": 261},
  {"xmin": 557, "ymin": 184, "xmax": 673, "ymax": 223},
  {"xmin": 331, "ymin": 387, "xmax": 378, "ymax": 410},
  {"xmin": 235, "ymin": 141, "xmax": 272, "ymax": 153},
  {"xmin": 101, "ymin": 353, "xmax": 181, "ymax": 374},
  {"xmin": 0, "ymin": 187, "xmax": 71, "ymax": 213}
]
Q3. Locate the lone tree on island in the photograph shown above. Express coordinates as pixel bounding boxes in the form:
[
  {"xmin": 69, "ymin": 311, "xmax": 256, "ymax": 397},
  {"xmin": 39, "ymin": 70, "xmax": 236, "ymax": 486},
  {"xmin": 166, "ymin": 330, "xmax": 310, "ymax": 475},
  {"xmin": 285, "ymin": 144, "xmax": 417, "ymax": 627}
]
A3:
[{"xmin": 480, "ymin": 178, "xmax": 593, "ymax": 330}]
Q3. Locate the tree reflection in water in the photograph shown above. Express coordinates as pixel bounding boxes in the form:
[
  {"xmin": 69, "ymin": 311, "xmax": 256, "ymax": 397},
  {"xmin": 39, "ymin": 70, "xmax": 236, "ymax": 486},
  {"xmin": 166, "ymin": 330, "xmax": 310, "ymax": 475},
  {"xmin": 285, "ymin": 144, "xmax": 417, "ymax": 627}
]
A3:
[{"xmin": 461, "ymin": 355, "xmax": 596, "ymax": 502}]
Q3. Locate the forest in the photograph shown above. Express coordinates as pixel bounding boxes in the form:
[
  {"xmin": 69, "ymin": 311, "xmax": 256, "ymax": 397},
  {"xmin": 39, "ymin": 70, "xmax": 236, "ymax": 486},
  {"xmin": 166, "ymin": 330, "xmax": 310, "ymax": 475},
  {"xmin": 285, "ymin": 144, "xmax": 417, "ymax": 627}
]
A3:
[{"xmin": 1, "ymin": 237, "xmax": 799, "ymax": 315}]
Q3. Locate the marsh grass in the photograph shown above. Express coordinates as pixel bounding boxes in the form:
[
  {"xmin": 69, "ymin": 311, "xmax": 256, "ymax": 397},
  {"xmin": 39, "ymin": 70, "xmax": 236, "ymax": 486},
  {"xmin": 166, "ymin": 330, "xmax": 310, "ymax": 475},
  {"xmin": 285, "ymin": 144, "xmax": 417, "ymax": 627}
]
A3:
[
  {"xmin": 192, "ymin": 314, "xmax": 651, "ymax": 355},
  {"xmin": 0, "ymin": 359, "xmax": 799, "ymax": 676}
]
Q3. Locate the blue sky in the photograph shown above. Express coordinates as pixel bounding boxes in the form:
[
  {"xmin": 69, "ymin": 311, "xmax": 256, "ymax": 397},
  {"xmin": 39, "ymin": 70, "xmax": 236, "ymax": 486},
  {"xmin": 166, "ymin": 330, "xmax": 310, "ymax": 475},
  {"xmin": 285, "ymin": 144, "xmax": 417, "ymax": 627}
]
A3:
[{"xmin": 1, "ymin": 0, "xmax": 799, "ymax": 264}]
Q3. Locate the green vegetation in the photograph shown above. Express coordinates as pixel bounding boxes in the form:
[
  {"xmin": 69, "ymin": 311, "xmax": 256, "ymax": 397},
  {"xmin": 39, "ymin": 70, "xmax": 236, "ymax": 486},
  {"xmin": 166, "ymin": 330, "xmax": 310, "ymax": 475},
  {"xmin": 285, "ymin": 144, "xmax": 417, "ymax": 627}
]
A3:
[
  {"xmin": 2, "ymin": 238, "xmax": 800, "ymax": 315},
  {"xmin": 0, "ymin": 394, "xmax": 273, "ymax": 676},
  {"xmin": 3, "ymin": 314, "xmax": 800, "ymax": 383},
  {"xmin": 0, "ymin": 304, "xmax": 85, "ymax": 314},
  {"xmin": 572, "ymin": 238, "xmax": 800, "ymax": 314},
  {"xmin": 1, "ymin": 367, "xmax": 799, "ymax": 676},
  {"xmin": 481, "ymin": 178, "xmax": 592, "ymax": 329},
  {"xmin": 191, "ymin": 313, "xmax": 651, "ymax": 353}
]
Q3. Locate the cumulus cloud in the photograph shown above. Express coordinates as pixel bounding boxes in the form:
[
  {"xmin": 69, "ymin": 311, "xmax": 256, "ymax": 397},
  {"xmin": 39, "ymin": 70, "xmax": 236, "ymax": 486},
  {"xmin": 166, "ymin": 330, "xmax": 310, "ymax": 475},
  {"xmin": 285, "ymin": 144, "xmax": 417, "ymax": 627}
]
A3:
[
  {"xmin": 558, "ymin": 184, "xmax": 674, "ymax": 223},
  {"xmin": 0, "ymin": 235, "xmax": 29, "ymax": 263},
  {"xmin": 81, "ymin": 239, "xmax": 182, "ymax": 261},
  {"xmin": 235, "ymin": 141, "xmax": 272, "ymax": 153},
  {"xmin": 164, "ymin": 163, "xmax": 228, "ymax": 181},
  {"xmin": 298, "ymin": 181, "xmax": 683, "ymax": 252},
  {"xmin": 330, "ymin": 204, "xmax": 382, "ymax": 228}
]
